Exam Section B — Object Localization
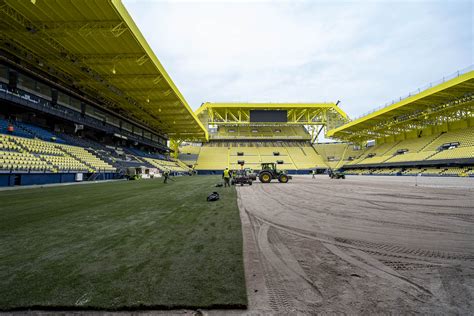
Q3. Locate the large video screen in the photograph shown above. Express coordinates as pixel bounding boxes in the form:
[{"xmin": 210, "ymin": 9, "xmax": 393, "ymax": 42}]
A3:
[{"xmin": 250, "ymin": 110, "xmax": 287, "ymax": 122}]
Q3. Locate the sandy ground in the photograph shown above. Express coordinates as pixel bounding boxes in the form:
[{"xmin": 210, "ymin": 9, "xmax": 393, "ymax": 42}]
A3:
[{"xmin": 234, "ymin": 175, "xmax": 474, "ymax": 315}]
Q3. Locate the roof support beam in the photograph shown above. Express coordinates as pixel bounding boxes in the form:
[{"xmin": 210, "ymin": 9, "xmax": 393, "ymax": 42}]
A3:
[
  {"xmin": 0, "ymin": 20, "xmax": 127, "ymax": 37},
  {"xmin": 43, "ymin": 53, "xmax": 149, "ymax": 66}
]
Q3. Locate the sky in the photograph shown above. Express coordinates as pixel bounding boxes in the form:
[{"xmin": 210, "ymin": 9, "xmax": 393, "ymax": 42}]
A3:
[{"xmin": 123, "ymin": 0, "xmax": 473, "ymax": 120}]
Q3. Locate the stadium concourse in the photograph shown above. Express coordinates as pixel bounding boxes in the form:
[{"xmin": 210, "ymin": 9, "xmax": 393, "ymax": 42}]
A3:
[{"xmin": 0, "ymin": 0, "xmax": 473, "ymax": 315}]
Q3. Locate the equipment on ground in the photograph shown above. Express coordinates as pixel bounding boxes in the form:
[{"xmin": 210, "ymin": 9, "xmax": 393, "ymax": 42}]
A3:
[
  {"xmin": 258, "ymin": 162, "xmax": 292, "ymax": 183},
  {"xmin": 231, "ymin": 169, "xmax": 253, "ymax": 186},
  {"xmin": 328, "ymin": 169, "xmax": 345, "ymax": 179},
  {"xmin": 245, "ymin": 168, "xmax": 257, "ymax": 181},
  {"xmin": 207, "ymin": 192, "xmax": 220, "ymax": 202}
]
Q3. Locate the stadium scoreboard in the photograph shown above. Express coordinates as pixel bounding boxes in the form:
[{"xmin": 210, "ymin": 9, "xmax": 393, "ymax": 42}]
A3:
[{"xmin": 250, "ymin": 110, "xmax": 287, "ymax": 122}]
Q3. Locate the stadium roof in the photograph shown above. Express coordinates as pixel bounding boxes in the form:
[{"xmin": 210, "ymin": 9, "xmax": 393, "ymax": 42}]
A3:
[
  {"xmin": 327, "ymin": 69, "xmax": 474, "ymax": 142},
  {"xmin": 0, "ymin": 0, "xmax": 208, "ymax": 141},
  {"xmin": 196, "ymin": 102, "xmax": 349, "ymax": 130}
]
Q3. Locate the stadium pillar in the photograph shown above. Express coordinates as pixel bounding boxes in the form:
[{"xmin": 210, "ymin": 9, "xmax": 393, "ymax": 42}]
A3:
[{"xmin": 169, "ymin": 139, "xmax": 181, "ymax": 159}]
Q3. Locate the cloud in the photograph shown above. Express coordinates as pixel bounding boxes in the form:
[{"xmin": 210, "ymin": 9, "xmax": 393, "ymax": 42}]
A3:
[{"xmin": 123, "ymin": 0, "xmax": 473, "ymax": 122}]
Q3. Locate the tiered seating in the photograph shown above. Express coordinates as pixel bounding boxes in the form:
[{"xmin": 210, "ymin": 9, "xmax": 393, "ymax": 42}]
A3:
[
  {"xmin": 384, "ymin": 134, "xmax": 440, "ymax": 163},
  {"xmin": 14, "ymin": 138, "xmax": 89, "ymax": 172},
  {"xmin": 386, "ymin": 151, "xmax": 436, "ymax": 163},
  {"xmin": 422, "ymin": 168, "xmax": 444, "ymax": 176},
  {"xmin": 257, "ymin": 146, "xmax": 295, "ymax": 170},
  {"xmin": 350, "ymin": 141, "xmax": 401, "ymax": 165},
  {"xmin": 126, "ymin": 147, "xmax": 167, "ymax": 160},
  {"xmin": 213, "ymin": 125, "xmax": 311, "ymax": 140},
  {"xmin": 1, "ymin": 134, "xmax": 115, "ymax": 173},
  {"xmin": 0, "ymin": 134, "xmax": 22, "ymax": 152},
  {"xmin": 466, "ymin": 168, "xmax": 474, "ymax": 176},
  {"xmin": 195, "ymin": 146, "xmax": 228, "ymax": 170},
  {"xmin": 441, "ymin": 167, "xmax": 469, "ymax": 176},
  {"xmin": 343, "ymin": 127, "xmax": 474, "ymax": 175},
  {"xmin": 0, "ymin": 135, "xmax": 51, "ymax": 171},
  {"xmin": 15, "ymin": 122, "xmax": 65, "ymax": 143},
  {"xmin": 344, "ymin": 168, "xmax": 372, "ymax": 175},
  {"xmin": 60, "ymin": 144, "xmax": 115, "ymax": 172},
  {"xmin": 428, "ymin": 147, "xmax": 474, "ymax": 160},
  {"xmin": 285, "ymin": 146, "xmax": 326, "ymax": 169},
  {"xmin": 58, "ymin": 133, "xmax": 151, "ymax": 169},
  {"xmin": 178, "ymin": 145, "xmax": 201, "ymax": 166},
  {"xmin": 229, "ymin": 146, "xmax": 261, "ymax": 170},
  {"xmin": 314, "ymin": 142, "xmax": 350, "ymax": 168},
  {"xmin": 195, "ymin": 141, "xmax": 327, "ymax": 171},
  {"xmin": 173, "ymin": 158, "xmax": 191, "ymax": 171},
  {"xmin": 424, "ymin": 128, "xmax": 474, "ymax": 151},
  {"xmin": 371, "ymin": 168, "xmax": 400, "ymax": 175},
  {"xmin": 314, "ymin": 143, "xmax": 346, "ymax": 160},
  {"xmin": 0, "ymin": 118, "xmax": 33, "ymax": 138},
  {"xmin": 144, "ymin": 157, "xmax": 189, "ymax": 172}
]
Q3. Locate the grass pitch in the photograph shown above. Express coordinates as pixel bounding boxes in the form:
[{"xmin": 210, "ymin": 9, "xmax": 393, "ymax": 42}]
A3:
[{"xmin": 0, "ymin": 176, "xmax": 246, "ymax": 310}]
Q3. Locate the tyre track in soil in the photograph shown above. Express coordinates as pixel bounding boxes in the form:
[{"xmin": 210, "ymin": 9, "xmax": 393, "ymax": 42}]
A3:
[
  {"xmin": 254, "ymin": 178, "xmax": 474, "ymax": 253},
  {"xmin": 236, "ymin": 175, "xmax": 474, "ymax": 314}
]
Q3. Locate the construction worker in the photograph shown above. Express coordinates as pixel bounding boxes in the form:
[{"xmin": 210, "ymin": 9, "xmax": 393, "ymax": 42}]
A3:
[{"xmin": 223, "ymin": 167, "xmax": 231, "ymax": 187}]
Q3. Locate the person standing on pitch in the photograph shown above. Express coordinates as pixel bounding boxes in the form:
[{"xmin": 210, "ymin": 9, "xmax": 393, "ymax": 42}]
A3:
[
  {"xmin": 312, "ymin": 169, "xmax": 316, "ymax": 179},
  {"xmin": 223, "ymin": 167, "xmax": 231, "ymax": 187},
  {"xmin": 163, "ymin": 170, "xmax": 169, "ymax": 184}
]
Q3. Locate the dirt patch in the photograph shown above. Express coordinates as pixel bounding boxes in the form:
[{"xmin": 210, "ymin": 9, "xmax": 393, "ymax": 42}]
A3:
[{"xmin": 236, "ymin": 175, "xmax": 474, "ymax": 314}]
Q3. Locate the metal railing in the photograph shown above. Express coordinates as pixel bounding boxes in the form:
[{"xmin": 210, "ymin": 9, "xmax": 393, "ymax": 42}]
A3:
[{"xmin": 353, "ymin": 65, "xmax": 474, "ymax": 121}]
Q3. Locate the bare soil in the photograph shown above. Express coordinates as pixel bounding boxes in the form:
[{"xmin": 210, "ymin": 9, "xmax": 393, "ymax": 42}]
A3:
[{"xmin": 236, "ymin": 175, "xmax": 474, "ymax": 315}]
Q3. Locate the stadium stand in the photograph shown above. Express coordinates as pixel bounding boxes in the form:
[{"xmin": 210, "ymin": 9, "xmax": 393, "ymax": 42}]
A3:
[
  {"xmin": 194, "ymin": 140, "xmax": 329, "ymax": 172},
  {"xmin": 0, "ymin": 0, "xmax": 472, "ymax": 184},
  {"xmin": 340, "ymin": 125, "xmax": 474, "ymax": 167},
  {"xmin": 1, "ymin": 134, "xmax": 115, "ymax": 173},
  {"xmin": 191, "ymin": 102, "xmax": 348, "ymax": 173},
  {"xmin": 0, "ymin": 0, "xmax": 206, "ymax": 186},
  {"xmin": 313, "ymin": 142, "xmax": 363, "ymax": 169},
  {"xmin": 144, "ymin": 158, "xmax": 190, "ymax": 173},
  {"xmin": 15, "ymin": 121, "xmax": 66, "ymax": 143},
  {"xmin": 178, "ymin": 145, "xmax": 201, "ymax": 167},
  {"xmin": 325, "ymin": 68, "xmax": 474, "ymax": 177}
]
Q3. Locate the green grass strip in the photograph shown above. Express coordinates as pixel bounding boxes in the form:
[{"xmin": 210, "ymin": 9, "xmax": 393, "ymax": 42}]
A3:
[{"xmin": 0, "ymin": 176, "xmax": 247, "ymax": 310}]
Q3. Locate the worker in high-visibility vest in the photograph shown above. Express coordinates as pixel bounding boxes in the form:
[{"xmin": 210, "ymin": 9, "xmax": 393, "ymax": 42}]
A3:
[
  {"xmin": 223, "ymin": 168, "xmax": 231, "ymax": 187},
  {"xmin": 163, "ymin": 170, "xmax": 170, "ymax": 183}
]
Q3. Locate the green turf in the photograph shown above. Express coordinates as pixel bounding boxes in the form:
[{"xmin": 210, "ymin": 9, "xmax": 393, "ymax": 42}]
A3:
[{"xmin": 0, "ymin": 176, "xmax": 246, "ymax": 310}]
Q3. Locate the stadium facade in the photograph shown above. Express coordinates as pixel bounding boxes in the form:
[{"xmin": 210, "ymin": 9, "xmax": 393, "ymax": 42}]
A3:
[{"xmin": 0, "ymin": 0, "xmax": 473, "ymax": 186}]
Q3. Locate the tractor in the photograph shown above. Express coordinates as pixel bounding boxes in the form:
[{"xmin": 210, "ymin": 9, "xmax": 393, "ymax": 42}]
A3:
[{"xmin": 258, "ymin": 162, "xmax": 291, "ymax": 183}]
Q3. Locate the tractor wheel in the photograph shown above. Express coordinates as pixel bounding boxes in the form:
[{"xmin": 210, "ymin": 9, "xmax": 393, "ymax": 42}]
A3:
[
  {"xmin": 259, "ymin": 171, "xmax": 272, "ymax": 183},
  {"xmin": 278, "ymin": 174, "xmax": 289, "ymax": 183}
]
